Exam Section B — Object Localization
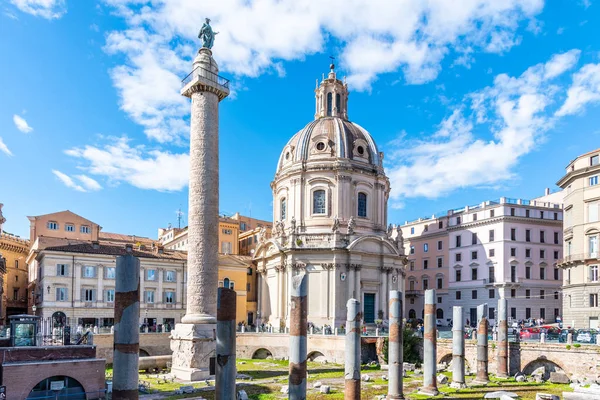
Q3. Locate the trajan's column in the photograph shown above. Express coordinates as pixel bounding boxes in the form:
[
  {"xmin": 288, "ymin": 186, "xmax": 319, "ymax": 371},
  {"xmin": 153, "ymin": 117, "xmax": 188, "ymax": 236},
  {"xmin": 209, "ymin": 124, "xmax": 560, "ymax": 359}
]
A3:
[{"xmin": 170, "ymin": 18, "xmax": 229, "ymax": 381}]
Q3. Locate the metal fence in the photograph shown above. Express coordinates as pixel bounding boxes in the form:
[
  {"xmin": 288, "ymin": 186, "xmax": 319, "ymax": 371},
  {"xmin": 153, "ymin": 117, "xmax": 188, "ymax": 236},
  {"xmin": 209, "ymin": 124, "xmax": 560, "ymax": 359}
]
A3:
[
  {"xmin": 181, "ymin": 66, "xmax": 230, "ymax": 90},
  {"xmin": 25, "ymin": 389, "xmax": 106, "ymax": 399}
]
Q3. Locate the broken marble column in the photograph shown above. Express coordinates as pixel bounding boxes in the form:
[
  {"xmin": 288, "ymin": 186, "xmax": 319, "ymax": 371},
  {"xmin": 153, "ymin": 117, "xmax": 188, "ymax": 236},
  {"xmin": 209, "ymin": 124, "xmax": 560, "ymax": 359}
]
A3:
[
  {"xmin": 387, "ymin": 290, "xmax": 404, "ymax": 399},
  {"xmin": 288, "ymin": 273, "xmax": 308, "ymax": 400},
  {"xmin": 497, "ymin": 298, "xmax": 509, "ymax": 378},
  {"xmin": 451, "ymin": 306, "xmax": 466, "ymax": 389},
  {"xmin": 216, "ymin": 287, "xmax": 237, "ymax": 400},
  {"xmin": 421, "ymin": 289, "xmax": 439, "ymax": 396},
  {"xmin": 345, "ymin": 298, "xmax": 361, "ymax": 400},
  {"xmin": 475, "ymin": 304, "xmax": 489, "ymax": 384},
  {"xmin": 113, "ymin": 254, "xmax": 140, "ymax": 400},
  {"xmin": 171, "ymin": 45, "xmax": 230, "ymax": 381}
]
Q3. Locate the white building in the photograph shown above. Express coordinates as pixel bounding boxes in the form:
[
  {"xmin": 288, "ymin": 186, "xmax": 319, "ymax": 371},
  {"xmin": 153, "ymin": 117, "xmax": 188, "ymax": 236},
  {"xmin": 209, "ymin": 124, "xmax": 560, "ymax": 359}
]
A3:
[
  {"xmin": 557, "ymin": 148, "xmax": 600, "ymax": 328},
  {"xmin": 253, "ymin": 64, "xmax": 406, "ymax": 329},
  {"xmin": 447, "ymin": 193, "xmax": 563, "ymax": 325},
  {"xmin": 28, "ymin": 236, "xmax": 186, "ymax": 331}
]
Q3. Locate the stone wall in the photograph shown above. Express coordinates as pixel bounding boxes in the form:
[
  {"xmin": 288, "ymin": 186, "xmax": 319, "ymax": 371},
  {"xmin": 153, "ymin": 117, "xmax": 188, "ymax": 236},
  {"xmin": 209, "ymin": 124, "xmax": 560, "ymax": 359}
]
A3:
[{"xmin": 95, "ymin": 332, "xmax": 171, "ymax": 364}]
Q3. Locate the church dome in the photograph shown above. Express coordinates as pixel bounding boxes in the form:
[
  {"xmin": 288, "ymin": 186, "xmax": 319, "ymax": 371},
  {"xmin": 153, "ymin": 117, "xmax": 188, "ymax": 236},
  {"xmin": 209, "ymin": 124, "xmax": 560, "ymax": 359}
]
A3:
[
  {"xmin": 277, "ymin": 117, "xmax": 381, "ymax": 173},
  {"xmin": 276, "ymin": 64, "xmax": 382, "ymax": 175}
]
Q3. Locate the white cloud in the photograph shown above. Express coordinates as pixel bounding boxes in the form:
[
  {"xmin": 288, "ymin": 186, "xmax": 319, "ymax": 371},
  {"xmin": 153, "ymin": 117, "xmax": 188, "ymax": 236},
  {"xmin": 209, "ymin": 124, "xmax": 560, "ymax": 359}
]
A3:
[
  {"xmin": 0, "ymin": 137, "xmax": 12, "ymax": 156},
  {"xmin": 12, "ymin": 115, "xmax": 33, "ymax": 133},
  {"xmin": 10, "ymin": 0, "xmax": 66, "ymax": 19},
  {"xmin": 52, "ymin": 170, "xmax": 87, "ymax": 192},
  {"xmin": 102, "ymin": 0, "xmax": 545, "ymax": 142},
  {"xmin": 75, "ymin": 175, "xmax": 103, "ymax": 191},
  {"xmin": 556, "ymin": 63, "xmax": 600, "ymax": 117},
  {"xmin": 64, "ymin": 137, "xmax": 189, "ymax": 191},
  {"xmin": 385, "ymin": 49, "xmax": 583, "ymax": 202}
]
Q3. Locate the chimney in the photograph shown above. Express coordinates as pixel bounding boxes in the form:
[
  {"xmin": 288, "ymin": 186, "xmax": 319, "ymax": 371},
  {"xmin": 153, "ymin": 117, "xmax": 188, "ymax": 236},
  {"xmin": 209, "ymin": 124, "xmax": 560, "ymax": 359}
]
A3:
[
  {"xmin": 92, "ymin": 241, "xmax": 100, "ymax": 250},
  {"xmin": 545, "ymin": 188, "xmax": 550, "ymax": 196},
  {"xmin": 125, "ymin": 243, "xmax": 133, "ymax": 253}
]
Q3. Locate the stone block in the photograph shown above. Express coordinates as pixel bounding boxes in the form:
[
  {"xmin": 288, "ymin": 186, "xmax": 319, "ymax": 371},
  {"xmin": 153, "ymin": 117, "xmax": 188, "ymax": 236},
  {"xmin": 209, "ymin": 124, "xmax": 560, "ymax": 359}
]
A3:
[
  {"xmin": 549, "ymin": 372, "xmax": 570, "ymax": 384},
  {"xmin": 313, "ymin": 381, "xmax": 322, "ymax": 388},
  {"xmin": 484, "ymin": 391, "xmax": 518, "ymax": 399},
  {"xmin": 280, "ymin": 385, "xmax": 289, "ymax": 394},
  {"xmin": 319, "ymin": 385, "xmax": 331, "ymax": 394},
  {"xmin": 437, "ymin": 374, "xmax": 448, "ymax": 384},
  {"xmin": 382, "ymin": 375, "xmax": 388, "ymax": 381},
  {"xmin": 403, "ymin": 362, "xmax": 416, "ymax": 371},
  {"xmin": 516, "ymin": 375, "xmax": 526, "ymax": 383},
  {"xmin": 536, "ymin": 394, "xmax": 559, "ymax": 400},
  {"xmin": 361, "ymin": 374, "xmax": 371, "ymax": 382},
  {"xmin": 237, "ymin": 390, "xmax": 249, "ymax": 400}
]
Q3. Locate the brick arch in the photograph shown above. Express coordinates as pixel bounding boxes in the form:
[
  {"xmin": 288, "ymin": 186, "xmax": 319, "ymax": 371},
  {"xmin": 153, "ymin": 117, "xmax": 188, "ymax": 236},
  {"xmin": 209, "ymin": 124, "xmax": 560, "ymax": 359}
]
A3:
[
  {"xmin": 522, "ymin": 357, "xmax": 566, "ymax": 377},
  {"xmin": 252, "ymin": 347, "xmax": 274, "ymax": 359},
  {"xmin": 11, "ymin": 360, "xmax": 105, "ymax": 399},
  {"xmin": 438, "ymin": 352, "xmax": 471, "ymax": 369},
  {"xmin": 307, "ymin": 350, "xmax": 326, "ymax": 361},
  {"xmin": 139, "ymin": 348, "xmax": 150, "ymax": 357}
]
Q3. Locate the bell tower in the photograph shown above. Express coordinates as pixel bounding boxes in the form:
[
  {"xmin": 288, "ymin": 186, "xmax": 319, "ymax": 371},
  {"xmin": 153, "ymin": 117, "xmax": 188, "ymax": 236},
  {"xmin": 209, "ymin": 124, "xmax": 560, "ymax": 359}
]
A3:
[{"xmin": 314, "ymin": 61, "xmax": 349, "ymax": 120}]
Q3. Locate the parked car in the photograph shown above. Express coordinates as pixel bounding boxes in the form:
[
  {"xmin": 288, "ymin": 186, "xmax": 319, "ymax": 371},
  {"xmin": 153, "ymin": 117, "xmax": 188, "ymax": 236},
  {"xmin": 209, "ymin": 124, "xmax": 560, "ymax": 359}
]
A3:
[
  {"xmin": 519, "ymin": 327, "xmax": 541, "ymax": 340},
  {"xmin": 558, "ymin": 328, "xmax": 575, "ymax": 343},
  {"xmin": 541, "ymin": 326, "xmax": 561, "ymax": 340},
  {"xmin": 575, "ymin": 329, "xmax": 598, "ymax": 344}
]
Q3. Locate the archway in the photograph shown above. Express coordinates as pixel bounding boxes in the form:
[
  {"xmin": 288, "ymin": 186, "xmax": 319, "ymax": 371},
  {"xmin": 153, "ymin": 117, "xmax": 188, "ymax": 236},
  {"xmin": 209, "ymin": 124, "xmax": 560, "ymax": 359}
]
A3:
[
  {"xmin": 139, "ymin": 348, "xmax": 150, "ymax": 357},
  {"xmin": 522, "ymin": 358, "xmax": 563, "ymax": 379},
  {"xmin": 252, "ymin": 348, "xmax": 273, "ymax": 359},
  {"xmin": 52, "ymin": 311, "xmax": 67, "ymax": 328},
  {"xmin": 307, "ymin": 351, "xmax": 326, "ymax": 362},
  {"xmin": 436, "ymin": 309, "xmax": 444, "ymax": 319},
  {"xmin": 27, "ymin": 375, "xmax": 85, "ymax": 399},
  {"xmin": 408, "ymin": 309, "xmax": 416, "ymax": 319}
]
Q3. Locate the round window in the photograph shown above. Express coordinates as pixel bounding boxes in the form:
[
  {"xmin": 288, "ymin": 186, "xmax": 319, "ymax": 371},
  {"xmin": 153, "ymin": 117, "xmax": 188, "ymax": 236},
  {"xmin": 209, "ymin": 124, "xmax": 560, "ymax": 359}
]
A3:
[
  {"xmin": 316, "ymin": 142, "xmax": 325, "ymax": 151},
  {"xmin": 357, "ymin": 146, "xmax": 364, "ymax": 155},
  {"xmin": 285, "ymin": 152, "xmax": 290, "ymax": 160}
]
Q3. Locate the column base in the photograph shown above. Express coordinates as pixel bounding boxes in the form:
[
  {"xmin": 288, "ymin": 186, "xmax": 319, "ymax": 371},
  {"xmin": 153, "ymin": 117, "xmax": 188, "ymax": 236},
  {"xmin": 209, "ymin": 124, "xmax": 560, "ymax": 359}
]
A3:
[
  {"xmin": 170, "ymin": 323, "xmax": 216, "ymax": 382},
  {"xmin": 450, "ymin": 382, "xmax": 467, "ymax": 389},
  {"xmin": 418, "ymin": 387, "xmax": 439, "ymax": 396},
  {"xmin": 387, "ymin": 394, "xmax": 405, "ymax": 399}
]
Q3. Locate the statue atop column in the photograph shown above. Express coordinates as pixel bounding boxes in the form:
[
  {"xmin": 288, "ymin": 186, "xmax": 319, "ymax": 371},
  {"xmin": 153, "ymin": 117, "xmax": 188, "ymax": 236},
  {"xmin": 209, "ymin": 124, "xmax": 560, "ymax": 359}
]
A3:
[{"xmin": 198, "ymin": 18, "xmax": 218, "ymax": 49}]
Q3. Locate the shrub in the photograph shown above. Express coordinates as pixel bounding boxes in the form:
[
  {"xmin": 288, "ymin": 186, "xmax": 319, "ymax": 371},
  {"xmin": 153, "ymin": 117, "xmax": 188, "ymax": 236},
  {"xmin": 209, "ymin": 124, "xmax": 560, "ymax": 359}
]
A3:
[
  {"xmin": 573, "ymin": 343, "xmax": 581, "ymax": 348},
  {"xmin": 566, "ymin": 344, "xmax": 572, "ymax": 350},
  {"xmin": 382, "ymin": 329, "xmax": 422, "ymax": 366}
]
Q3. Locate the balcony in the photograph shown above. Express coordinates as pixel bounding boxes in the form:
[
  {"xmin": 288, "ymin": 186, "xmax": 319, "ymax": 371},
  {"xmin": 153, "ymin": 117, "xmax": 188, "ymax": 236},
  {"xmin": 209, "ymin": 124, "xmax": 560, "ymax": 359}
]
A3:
[
  {"xmin": 405, "ymin": 290, "xmax": 421, "ymax": 297},
  {"xmin": 181, "ymin": 66, "xmax": 230, "ymax": 97},
  {"xmin": 557, "ymin": 252, "xmax": 600, "ymax": 266}
]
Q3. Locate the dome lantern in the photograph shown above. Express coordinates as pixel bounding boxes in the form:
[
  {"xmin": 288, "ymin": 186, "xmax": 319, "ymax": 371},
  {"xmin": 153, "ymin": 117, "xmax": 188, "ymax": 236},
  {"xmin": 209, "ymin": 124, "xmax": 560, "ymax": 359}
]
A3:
[{"xmin": 315, "ymin": 63, "xmax": 348, "ymax": 120}]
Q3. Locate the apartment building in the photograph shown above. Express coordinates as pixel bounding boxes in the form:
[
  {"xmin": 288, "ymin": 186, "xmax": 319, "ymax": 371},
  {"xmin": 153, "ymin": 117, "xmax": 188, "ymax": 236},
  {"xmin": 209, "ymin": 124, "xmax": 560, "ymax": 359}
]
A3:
[
  {"xmin": 557, "ymin": 148, "xmax": 600, "ymax": 328},
  {"xmin": 447, "ymin": 194, "xmax": 563, "ymax": 325},
  {"xmin": 399, "ymin": 191, "xmax": 563, "ymax": 325},
  {"xmin": 401, "ymin": 215, "xmax": 450, "ymax": 322},
  {"xmin": 0, "ymin": 204, "xmax": 30, "ymax": 322}
]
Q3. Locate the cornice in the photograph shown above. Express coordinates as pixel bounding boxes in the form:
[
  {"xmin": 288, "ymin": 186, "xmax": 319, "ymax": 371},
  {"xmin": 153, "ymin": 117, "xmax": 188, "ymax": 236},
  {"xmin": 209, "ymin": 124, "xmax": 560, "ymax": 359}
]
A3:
[{"xmin": 446, "ymin": 215, "xmax": 562, "ymax": 231}]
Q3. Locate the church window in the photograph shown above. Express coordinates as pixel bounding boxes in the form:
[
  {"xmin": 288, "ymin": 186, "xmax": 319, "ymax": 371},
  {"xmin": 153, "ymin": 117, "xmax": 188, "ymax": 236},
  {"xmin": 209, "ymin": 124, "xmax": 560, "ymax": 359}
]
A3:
[
  {"xmin": 357, "ymin": 146, "xmax": 364, "ymax": 155},
  {"xmin": 327, "ymin": 93, "xmax": 333, "ymax": 116},
  {"xmin": 316, "ymin": 142, "xmax": 325, "ymax": 151},
  {"xmin": 313, "ymin": 190, "xmax": 326, "ymax": 214},
  {"xmin": 224, "ymin": 278, "xmax": 230, "ymax": 289},
  {"xmin": 280, "ymin": 198, "xmax": 287, "ymax": 220},
  {"xmin": 285, "ymin": 152, "xmax": 290, "ymax": 160},
  {"xmin": 357, "ymin": 193, "xmax": 367, "ymax": 217},
  {"xmin": 336, "ymin": 93, "xmax": 341, "ymax": 113}
]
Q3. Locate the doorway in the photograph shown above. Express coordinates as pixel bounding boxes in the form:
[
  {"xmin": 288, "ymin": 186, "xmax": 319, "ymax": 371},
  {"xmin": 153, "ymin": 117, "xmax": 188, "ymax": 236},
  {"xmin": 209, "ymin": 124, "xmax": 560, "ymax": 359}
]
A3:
[
  {"xmin": 27, "ymin": 376, "xmax": 85, "ymax": 399},
  {"xmin": 363, "ymin": 293, "xmax": 375, "ymax": 323},
  {"xmin": 470, "ymin": 308, "xmax": 477, "ymax": 327}
]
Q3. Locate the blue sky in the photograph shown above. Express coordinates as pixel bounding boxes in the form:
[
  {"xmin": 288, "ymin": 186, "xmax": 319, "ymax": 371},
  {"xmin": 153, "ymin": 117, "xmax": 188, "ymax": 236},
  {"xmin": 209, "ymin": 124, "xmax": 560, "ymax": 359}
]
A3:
[{"xmin": 1, "ymin": 0, "xmax": 600, "ymax": 239}]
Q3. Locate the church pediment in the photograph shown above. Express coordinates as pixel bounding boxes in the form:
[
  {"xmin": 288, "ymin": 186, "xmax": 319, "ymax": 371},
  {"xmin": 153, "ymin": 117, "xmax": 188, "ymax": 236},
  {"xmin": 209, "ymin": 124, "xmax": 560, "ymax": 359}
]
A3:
[{"xmin": 347, "ymin": 235, "xmax": 401, "ymax": 256}]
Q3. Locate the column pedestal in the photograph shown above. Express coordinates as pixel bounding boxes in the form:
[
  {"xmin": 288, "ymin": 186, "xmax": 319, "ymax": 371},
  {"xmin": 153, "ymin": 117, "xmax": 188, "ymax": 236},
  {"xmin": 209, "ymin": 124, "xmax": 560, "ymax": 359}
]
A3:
[{"xmin": 170, "ymin": 323, "xmax": 216, "ymax": 381}]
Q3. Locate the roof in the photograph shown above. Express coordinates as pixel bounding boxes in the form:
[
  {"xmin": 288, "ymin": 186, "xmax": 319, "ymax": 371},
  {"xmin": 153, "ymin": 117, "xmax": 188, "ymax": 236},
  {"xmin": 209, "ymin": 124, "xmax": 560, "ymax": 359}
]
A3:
[
  {"xmin": 276, "ymin": 117, "xmax": 381, "ymax": 174},
  {"xmin": 99, "ymin": 232, "xmax": 154, "ymax": 245},
  {"xmin": 35, "ymin": 236, "xmax": 186, "ymax": 261}
]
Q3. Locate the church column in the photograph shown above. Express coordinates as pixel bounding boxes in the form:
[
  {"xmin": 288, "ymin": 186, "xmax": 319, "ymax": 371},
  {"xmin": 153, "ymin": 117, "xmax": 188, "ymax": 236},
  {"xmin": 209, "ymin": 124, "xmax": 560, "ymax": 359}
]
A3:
[
  {"xmin": 355, "ymin": 266, "xmax": 361, "ymax": 304},
  {"xmin": 380, "ymin": 268, "xmax": 388, "ymax": 319},
  {"xmin": 347, "ymin": 265, "xmax": 355, "ymax": 299}
]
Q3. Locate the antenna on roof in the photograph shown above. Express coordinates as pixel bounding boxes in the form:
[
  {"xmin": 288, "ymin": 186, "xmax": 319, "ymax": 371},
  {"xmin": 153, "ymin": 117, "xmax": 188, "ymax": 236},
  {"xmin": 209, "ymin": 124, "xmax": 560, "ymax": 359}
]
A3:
[{"xmin": 176, "ymin": 206, "xmax": 184, "ymax": 229}]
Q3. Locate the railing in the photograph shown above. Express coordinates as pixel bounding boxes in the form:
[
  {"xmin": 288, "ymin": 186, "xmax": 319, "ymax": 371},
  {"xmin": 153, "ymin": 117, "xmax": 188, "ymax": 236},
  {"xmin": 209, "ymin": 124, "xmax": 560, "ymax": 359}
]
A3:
[
  {"xmin": 26, "ymin": 389, "xmax": 106, "ymax": 399},
  {"xmin": 182, "ymin": 66, "xmax": 230, "ymax": 90},
  {"xmin": 558, "ymin": 252, "xmax": 600, "ymax": 264}
]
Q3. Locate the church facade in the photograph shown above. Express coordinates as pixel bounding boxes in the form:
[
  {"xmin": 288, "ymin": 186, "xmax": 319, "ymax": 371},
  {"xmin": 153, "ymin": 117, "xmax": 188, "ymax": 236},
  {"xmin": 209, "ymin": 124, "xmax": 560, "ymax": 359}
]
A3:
[{"xmin": 253, "ymin": 65, "xmax": 407, "ymax": 329}]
